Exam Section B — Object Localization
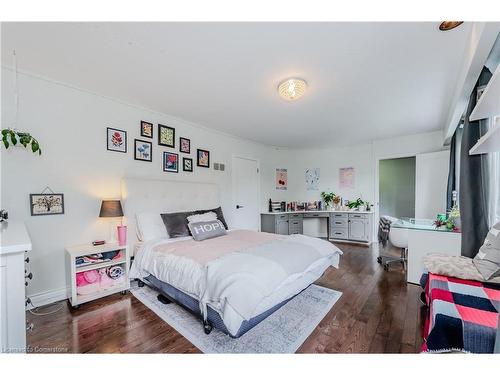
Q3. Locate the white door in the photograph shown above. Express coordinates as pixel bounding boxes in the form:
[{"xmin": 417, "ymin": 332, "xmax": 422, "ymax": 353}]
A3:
[
  {"xmin": 232, "ymin": 156, "xmax": 260, "ymax": 230},
  {"xmin": 415, "ymin": 150, "xmax": 450, "ymax": 219}
]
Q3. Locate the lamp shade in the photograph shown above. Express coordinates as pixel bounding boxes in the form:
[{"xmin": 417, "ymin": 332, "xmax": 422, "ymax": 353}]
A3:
[{"xmin": 99, "ymin": 200, "xmax": 124, "ymax": 218}]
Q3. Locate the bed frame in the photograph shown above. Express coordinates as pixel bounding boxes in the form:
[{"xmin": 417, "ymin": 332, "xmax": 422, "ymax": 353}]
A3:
[{"xmin": 137, "ymin": 274, "xmax": 301, "ymax": 337}]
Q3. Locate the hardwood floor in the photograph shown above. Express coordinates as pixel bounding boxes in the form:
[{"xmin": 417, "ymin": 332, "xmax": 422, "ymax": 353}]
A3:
[{"xmin": 26, "ymin": 242, "xmax": 425, "ymax": 353}]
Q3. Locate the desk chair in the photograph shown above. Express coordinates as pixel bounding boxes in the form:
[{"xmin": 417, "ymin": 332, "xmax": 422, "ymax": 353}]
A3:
[{"xmin": 377, "ymin": 227, "xmax": 408, "ymax": 271}]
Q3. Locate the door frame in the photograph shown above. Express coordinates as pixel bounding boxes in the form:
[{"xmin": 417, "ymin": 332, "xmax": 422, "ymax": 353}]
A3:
[
  {"xmin": 373, "ymin": 151, "xmax": 417, "ymax": 242},
  {"xmin": 231, "ymin": 154, "xmax": 261, "ymax": 231}
]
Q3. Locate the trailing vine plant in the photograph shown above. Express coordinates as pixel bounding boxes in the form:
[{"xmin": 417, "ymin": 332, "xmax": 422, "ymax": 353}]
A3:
[{"xmin": 1, "ymin": 128, "xmax": 41, "ymax": 155}]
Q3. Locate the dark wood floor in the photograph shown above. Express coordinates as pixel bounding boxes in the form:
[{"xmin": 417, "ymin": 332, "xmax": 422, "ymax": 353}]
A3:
[{"xmin": 27, "ymin": 242, "xmax": 426, "ymax": 353}]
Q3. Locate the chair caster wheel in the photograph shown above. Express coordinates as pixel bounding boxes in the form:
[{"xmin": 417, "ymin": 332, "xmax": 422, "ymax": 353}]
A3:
[
  {"xmin": 137, "ymin": 280, "xmax": 145, "ymax": 287},
  {"xmin": 377, "ymin": 256, "xmax": 382, "ymax": 264},
  {"xmin": 203, "ymin": 322, "xmax": 213, "ymax": 335},
  {"xmin": 383, "ymin": 264, "xmax": 389, "ymax": 271}
]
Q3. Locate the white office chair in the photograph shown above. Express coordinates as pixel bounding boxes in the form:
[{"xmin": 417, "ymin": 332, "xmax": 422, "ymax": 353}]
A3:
[{"xmin": 377, "ymin": 227, "xmax": 409, "ymax": 271}]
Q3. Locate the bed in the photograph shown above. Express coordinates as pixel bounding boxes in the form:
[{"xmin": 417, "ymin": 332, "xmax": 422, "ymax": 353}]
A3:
[{"xmin": 122, "ymin": 177, "xmax": 343, "ymax": 338}]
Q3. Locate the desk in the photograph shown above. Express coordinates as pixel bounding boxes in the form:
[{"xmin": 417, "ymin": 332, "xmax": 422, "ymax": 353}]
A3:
[
  {"xmin": 392, "ymin": 219, "xmax": 461, "ymax": 284},
  {"xmin": 261, "ymin": 210, "xmax": 374, "ymax": 245}
]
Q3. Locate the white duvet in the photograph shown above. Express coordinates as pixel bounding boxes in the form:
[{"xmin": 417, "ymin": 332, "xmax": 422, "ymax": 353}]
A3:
[{"xmin": 130, "ymin": 230, "xmax": 342, "ymax": 335}]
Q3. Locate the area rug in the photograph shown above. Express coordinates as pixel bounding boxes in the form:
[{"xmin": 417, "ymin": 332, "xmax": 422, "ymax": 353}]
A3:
[{"xmin": 131, "ymin": 284, "xmax": 341, "ymax": 353}]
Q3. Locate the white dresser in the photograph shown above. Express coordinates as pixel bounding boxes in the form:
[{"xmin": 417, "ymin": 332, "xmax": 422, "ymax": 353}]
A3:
[{"xmin": 0, "ymin": 221, "xmax": 32, "ymax": 353}]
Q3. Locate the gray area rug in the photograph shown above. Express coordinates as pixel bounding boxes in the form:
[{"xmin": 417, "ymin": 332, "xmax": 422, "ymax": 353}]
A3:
[{"xmin": 131, "ymin": 284, "xmax": 341, "ymax": 353}]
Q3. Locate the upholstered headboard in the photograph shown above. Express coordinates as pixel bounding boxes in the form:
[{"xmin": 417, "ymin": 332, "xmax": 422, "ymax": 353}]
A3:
[{"xmin": 121, "ymin": 177, "xmax": 220, "ymax": 244}]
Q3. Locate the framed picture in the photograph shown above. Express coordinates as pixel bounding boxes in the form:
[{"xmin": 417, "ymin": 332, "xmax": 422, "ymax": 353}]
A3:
[
  {"xmin": 158, "ymin": 124, "xmax": 175, "ymax": 148},
  {"xmin": 180, "ymin": 137, "xmax": 191, "ymax": 153},
  {"xmin": 197, "ymin": 149, "xmax": 210, "ymax": 168},
  {"xmin": 30, "ymin": 193, "xmax": 65, "ymax": 216},
  {"xmin": 107, "ymin": 127, "xmax": 127, "ymax": 153},
  {"xmin": 140, "ymin": 121, "xmax": 153, "ymax": 138},
  {"xmin": 183, "ymin": 157, "xmax": 193, "ymax": 172},
  {"xmin": 163, "ymin": 152, "xmax": 179, "ymax": 173},
  {"xmin": 134, "ymin": 139, "xmax": 152, "ymax": 162}
]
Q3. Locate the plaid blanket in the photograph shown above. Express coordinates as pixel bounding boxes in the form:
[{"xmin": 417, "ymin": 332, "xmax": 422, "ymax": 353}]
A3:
[{"xmin": 420, "ymin": 272, "xmax": 500, "ymax": 353}]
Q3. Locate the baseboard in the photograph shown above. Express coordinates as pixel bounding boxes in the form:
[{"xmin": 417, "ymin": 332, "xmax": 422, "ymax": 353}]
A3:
[{"xmin": 27, "ymin": 286, "xmax": 69, "ymax": 309}]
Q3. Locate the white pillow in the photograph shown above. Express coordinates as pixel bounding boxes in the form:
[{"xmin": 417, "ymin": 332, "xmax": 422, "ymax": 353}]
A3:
[
  {"xmin": 136, "ymin": 212, "xmax": 169, "ymax": 241},
  {"xmin": 186, "ymin": 212, "xmax": 217, "ymax": 224}
]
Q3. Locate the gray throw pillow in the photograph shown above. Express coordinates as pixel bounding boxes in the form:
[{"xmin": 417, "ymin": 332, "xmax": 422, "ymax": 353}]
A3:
[
  {"xmin": 188, "ymin": 220, "xmax": 227, "ymax": 241},
  {"xmin": 161, "ymin": 211, "xmax": 195, "ymax": 238},
  {"xmin": 473, "ymin": 222, "xmax": 500, "ymax": 280}
]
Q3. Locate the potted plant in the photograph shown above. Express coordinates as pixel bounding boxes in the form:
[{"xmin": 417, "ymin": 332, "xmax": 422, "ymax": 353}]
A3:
[
  {"xmin": 1, "ymin": 128, "xmax": 42, "ymax": 154},
  {"xmin": 347, "ymin": 197, "xmax": 365, "ymax": 211},
  {"xmin": 321, "ymin": 192, "xmax": 333, "ymax": 210}
]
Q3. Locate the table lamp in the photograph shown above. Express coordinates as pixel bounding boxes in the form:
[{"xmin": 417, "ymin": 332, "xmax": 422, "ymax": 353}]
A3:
[{"xmin": 99, "ymin": 200, "xmax": 126, "ymax": 245}]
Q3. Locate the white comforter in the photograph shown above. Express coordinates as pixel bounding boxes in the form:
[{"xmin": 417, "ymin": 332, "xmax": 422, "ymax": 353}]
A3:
[{"xmin": 130, "ymin": 230, "xmax": 342, "ymax": 335}]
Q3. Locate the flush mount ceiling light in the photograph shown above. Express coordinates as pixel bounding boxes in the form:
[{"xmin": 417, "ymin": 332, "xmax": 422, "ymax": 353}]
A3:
[
  {"xmin": 278, "ymin": 78, "xmax": 307, "ymax": 101},
  {"xmin": 439, "ymin": 21, "xmax": 463, "ymax": 31}
]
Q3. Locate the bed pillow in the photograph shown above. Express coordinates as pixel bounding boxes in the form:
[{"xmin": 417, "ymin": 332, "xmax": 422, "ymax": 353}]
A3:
[
  {"xmin": 188, "ymin": 220, "xmax": 227, "ymax": 241},
  {"xmin": 473, "ymin": 221, "xmax": 500, "ymax": 280},
  {"xmin": 160, "ymin": 211, "xmax": 195, "ymax": 238},
  {"xmin": 186, "ymin": 212, "xmax": 217, "ymax": 224},
  {"xmin": 136, "ymin": 212, "xmax": 169, "ymax": 241},
  {"xmin": 194, "ymin": 207, "xmax": 229, "ymax": 229}
]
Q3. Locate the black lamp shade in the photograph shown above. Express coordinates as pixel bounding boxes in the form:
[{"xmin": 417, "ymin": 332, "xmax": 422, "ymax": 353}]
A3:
[{"xmin": 99, "ymin": 200, "xmax": 124, "ymax": 218}]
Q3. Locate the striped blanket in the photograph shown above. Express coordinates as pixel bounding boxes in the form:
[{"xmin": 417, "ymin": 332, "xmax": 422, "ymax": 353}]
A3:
[{"xmin": 420, "ymin": 273, "xmax": 500, "ymax": 353}]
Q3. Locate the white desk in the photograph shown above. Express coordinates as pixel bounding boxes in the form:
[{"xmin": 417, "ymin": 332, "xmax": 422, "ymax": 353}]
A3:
[
  {"xmin": 0, "ymin": 221, "xmax": 32, "ymax": 353},
  {"xmin": 392, "ymin": 219, "xmax": 461, "ymax": 284}
]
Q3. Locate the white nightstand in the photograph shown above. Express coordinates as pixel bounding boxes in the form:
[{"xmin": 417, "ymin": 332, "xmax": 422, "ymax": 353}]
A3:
[{"xmin": 65, "ymin": 242, "xmax": 130, "ymax": 308}]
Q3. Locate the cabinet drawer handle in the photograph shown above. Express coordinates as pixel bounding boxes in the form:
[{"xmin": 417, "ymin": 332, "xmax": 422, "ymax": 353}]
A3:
[{"xmin": 292, "ymin": 221, "xmax": 299, "ymax": 225}]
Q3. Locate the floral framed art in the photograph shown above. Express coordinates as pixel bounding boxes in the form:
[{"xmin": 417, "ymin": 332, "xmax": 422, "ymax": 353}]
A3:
[
  {"xmin": 197, "ymin": 148, "xmax": 210, "ymax": 168},
  {"xmin": 180, "ymin": 137, "xmax": 191, "ymax": 153},
  {"xmin": 140, "ymin": 121, "xmax": 153, "ymax": 138},
  {"xmin": 183, "ymin": 157, "xmax": 193, "ymax": 172},
  {"xmin": 134, "ymin": 139, "xmax": 152, "ymax": 162},
  {"xmin": 163, "ymin": 152, "xmax": 179, "ymax": 173},
  {"xmin": 107, "ymin": 127, "xmax": 127, "ymax": 153},
  {"xmin": 158, "ymin": 124, "xmax": 175, "ymax": 148}
]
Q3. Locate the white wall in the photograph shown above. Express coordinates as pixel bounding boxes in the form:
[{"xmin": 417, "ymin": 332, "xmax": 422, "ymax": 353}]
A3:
[
  {"xmin": 267, "ymin": 132, "xmax": 448, "ymax": 237},
  {"xmin": 1, "ymin": 68, "xmax": 277, "ymax": 304}
]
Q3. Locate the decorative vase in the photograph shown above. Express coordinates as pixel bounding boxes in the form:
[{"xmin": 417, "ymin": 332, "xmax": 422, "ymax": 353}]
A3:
[{"xmin": 117, "ymin": 225, "xmax": 127, "ymax": 246}]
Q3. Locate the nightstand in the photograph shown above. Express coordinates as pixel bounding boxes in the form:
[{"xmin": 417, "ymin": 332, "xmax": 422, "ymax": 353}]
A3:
[{"xmin": 65, "ymin": 242, "xmax": 130, "ymax": 309}]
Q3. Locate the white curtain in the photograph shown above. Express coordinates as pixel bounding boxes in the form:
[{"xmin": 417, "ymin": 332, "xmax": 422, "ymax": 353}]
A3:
[{"xmin": 487, "ymin": 142, "xmax": 500, "ymax": 226}]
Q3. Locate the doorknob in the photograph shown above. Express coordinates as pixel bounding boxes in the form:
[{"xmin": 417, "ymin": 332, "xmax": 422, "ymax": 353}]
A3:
[{"xmin": 236, "ymin": 205, "xmax": 244, "ymax": 209}]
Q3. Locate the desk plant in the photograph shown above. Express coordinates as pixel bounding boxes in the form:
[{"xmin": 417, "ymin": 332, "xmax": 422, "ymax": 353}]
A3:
[
  {"xmin": 347, "ymin": 197, "xmax": 365, "ymax": 210},
  {"xmin": 321, "ymin": 191, "xmax": 341, "ymax": 210},
  {"xmin": 1, "ymin": 128, "xmax": 41, "ymax": 155}
]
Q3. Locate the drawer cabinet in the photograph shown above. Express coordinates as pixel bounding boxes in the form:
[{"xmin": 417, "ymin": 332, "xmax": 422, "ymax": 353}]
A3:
[
  {"xmin": 288, "ymin": 217, "xmax": 303, "ymax": 234},
  {"xmin": 261, "ymin": 213, "xmax": 293, "ymax": 235},
  {"xmin": 329, "ymin": 212, "xmax": 373, "ymax": 243}
]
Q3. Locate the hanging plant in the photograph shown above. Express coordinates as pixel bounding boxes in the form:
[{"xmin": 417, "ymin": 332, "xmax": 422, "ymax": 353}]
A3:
[{"xmin": 1, "ymin": 128, "xmax": 41, "ymax": 155}]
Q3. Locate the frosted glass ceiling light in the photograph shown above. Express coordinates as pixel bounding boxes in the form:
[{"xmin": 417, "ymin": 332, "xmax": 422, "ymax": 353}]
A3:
[{"xmin": 278, "ymin": 78, "xmax": 307, "ymax": 101}]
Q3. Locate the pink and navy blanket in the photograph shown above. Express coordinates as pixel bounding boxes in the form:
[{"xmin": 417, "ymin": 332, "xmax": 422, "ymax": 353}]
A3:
[{"xmin": 420, "ymin": 273, "xmax": 500, "ymax": 353}]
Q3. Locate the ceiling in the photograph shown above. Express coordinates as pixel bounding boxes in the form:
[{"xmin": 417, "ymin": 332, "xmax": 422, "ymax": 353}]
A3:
[{"xmin": 1, "ymin": 22, "xmax": 473, "ymax": 148}]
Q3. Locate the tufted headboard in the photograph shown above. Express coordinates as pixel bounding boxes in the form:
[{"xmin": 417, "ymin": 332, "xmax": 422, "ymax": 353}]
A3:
[{"xmin": 121, "ymin": 177, "xmax": 220, "ymax": 245}]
